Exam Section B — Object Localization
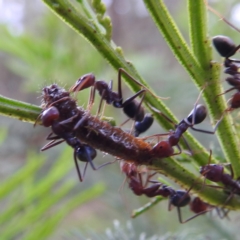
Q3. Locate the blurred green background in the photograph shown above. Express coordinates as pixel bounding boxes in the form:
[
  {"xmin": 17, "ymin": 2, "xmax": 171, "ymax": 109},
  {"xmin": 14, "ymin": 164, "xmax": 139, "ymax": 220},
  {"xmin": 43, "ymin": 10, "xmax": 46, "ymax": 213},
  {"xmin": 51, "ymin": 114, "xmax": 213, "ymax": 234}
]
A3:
[{"xmin": 1, "ymin": 0, "xmax": 240, "ymax": 239}]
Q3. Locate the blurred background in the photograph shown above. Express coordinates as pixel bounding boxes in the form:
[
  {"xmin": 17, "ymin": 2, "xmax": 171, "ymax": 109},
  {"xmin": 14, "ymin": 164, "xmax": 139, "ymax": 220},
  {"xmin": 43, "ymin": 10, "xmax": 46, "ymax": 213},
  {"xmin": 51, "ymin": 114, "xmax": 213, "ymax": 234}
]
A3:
[{"xmin": 0, "ymin": 0, "xmax": 240, "ymax": 239}]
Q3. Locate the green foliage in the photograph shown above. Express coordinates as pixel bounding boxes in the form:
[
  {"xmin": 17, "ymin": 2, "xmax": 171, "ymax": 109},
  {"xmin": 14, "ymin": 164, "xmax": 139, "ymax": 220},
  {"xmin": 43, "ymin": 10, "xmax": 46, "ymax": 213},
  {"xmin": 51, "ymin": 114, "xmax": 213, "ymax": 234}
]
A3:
[
  {"xmin": 1, "ymin": 0, "xmax": 240, "ymax": 236},
  {"xmin": 0, "ymin": 147, "xmax": 105, "ymax": 239}
]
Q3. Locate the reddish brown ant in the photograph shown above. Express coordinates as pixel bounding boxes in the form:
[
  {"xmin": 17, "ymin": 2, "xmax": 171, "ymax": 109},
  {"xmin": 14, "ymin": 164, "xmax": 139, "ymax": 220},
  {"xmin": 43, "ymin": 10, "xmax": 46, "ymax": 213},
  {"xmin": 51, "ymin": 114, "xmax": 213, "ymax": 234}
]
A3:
[
  {"xmin": 200, "ymin": 150, "xmax": 240, "ymax": 195},
  {"xmin": 70, "ymin": 68, "xmax": 161, "ymax": 136},
  {"xmin": 121, "ymin": 162, "xmax": 211, "ymax": 223}
]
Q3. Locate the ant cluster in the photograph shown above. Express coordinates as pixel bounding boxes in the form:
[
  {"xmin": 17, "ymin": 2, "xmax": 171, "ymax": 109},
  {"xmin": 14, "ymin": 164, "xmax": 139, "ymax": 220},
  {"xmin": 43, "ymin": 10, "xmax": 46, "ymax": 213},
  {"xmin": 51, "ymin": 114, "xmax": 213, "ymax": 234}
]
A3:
[{"xmin": 37, "ymin": 9, "xmax": 240, "ymax": 224}]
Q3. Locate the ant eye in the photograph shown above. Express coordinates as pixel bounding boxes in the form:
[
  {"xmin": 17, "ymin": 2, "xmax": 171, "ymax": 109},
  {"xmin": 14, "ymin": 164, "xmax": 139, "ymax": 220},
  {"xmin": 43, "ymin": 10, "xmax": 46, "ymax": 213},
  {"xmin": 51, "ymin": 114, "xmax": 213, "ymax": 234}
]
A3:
[{"xmin": 212, "ymin": 35, "xmax": 236, "ymax": 58}]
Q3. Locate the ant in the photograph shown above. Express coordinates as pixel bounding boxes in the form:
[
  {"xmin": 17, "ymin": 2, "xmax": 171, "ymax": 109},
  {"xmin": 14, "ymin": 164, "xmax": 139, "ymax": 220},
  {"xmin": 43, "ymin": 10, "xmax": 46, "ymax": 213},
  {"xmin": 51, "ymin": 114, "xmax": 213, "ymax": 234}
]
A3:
[
  {"xmin": 70, "ymin": 68, "xmax": 160, "ymax": 136},
  {"xmin": 144, "ymin": 102, "xmax": 221, "ymax": 158},
  {"xmin": 209, "ymin": 5, "xmax": 240, "ymax": 111},
  {"xmin": 121, "ymin": 162, "xmax": 211, "ymax": 223},
  {"xmin": 40, "ymin": 105, "xmax": 112, "ymax": 182},
  {"xmin": 211, "ymin": 36, "xmax": 240, "ymax": 112},
  {"xmin": 200, "ymin": 150, "xmax": 240, "ymax": 196}
]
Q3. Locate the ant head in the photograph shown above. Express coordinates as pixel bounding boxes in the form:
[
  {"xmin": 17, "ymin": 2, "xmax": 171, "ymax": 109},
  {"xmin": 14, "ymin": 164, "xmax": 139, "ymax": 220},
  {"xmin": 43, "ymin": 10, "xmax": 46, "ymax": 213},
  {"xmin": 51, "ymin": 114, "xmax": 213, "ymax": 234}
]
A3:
[
  {"xmin": 76, "ymin": 144, "xmax": 97, "ymax": 162},
  {"xmin": 41, "ymin": 106, "xmax": 60, "ymax": 127},
  {"xmin": 230, "ymin": 92, "xmax": 240, "ymax": 109},
  {"xmin": 212, "ymin": 35, "xmax": 236, "ymax": 58},
  {"xmin": 152, "ymin": 140, "xmax": 174, "ymax": 158},
  {"xmin": 42, "ymin": 84, "xmax": 69, "ymax": 106},
  {"xmin": 170, "ymin": 190, "xmax": 191, "ymax": 207},
  {"xmin": 120, "ymin": 162, "xmax": 138, "ymax": 177},
  {"xmin": 70, "ymin": 73, "xmax": 95, "ymax": 92},
  {"xmin": 186, "ymin": 104, "xmax": 207, "ymax": 125},
  {"xmin": 199, "ymin": 164, "xmax": 223, "ymax": 182}
]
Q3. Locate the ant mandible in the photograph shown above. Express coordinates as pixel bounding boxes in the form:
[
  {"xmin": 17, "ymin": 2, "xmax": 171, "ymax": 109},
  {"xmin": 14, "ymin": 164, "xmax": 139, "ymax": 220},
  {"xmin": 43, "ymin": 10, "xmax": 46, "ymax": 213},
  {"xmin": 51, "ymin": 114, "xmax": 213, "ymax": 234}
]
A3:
[{"xmin": 70, "ymin": 68, "xmax": 162, "ymax": 136}]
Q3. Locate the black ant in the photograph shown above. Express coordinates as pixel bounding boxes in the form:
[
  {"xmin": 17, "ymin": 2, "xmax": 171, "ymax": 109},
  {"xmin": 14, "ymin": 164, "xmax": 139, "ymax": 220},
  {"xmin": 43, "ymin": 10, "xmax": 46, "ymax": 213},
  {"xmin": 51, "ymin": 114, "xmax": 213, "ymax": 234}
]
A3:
[
  {"xmin": 121, "ymin": 162, "xmax": 211, "ymax": 223},
  {"xmin": 212, "ymin": 36, "xmax": 240, "ymax": 111},
  {"xmin": 70, "ymin": 68, "xmax": 160, "ymax": 136},
  {"xmin": 144, "ymin": 102, "xmax": 221, "ymax": 158}
]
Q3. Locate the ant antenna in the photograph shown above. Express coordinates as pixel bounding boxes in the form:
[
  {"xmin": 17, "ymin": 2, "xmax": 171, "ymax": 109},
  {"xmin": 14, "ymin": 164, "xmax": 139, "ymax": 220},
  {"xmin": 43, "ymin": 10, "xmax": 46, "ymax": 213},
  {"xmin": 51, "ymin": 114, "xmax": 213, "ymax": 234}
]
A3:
[{"xmin": 204, "ymin": 0, "xmax": 240, "ymax": 33}]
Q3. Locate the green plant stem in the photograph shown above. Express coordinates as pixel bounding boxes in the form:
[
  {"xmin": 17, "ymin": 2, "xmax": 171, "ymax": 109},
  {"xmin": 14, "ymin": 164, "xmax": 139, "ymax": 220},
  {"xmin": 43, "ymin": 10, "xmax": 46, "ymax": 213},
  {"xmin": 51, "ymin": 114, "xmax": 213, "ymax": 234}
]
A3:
[
  {"xmin": 0, "ymin": 95, "xmax": 40, "ymax": 123},
  {"xmin": 144, "ymin": 0, "xmax": 240, "ymax": 176}
]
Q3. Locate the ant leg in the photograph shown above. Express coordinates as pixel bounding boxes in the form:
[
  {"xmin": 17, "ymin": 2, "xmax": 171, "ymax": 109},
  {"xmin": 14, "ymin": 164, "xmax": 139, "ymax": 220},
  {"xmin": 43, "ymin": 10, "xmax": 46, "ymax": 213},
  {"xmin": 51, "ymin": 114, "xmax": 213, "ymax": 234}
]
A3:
[
  {"xmin": 204, "ymin": 0, "xmax": 240, "ymax": 35},
  {"xmin": 58, "ymin": 112, "xmax": 80, "ymax": 125},
  {"xmin": 73, "ymin": 149, "xmax": 83, "ymax": 182},
  {"xmin": 96, "ymin": 88, "xmax": 107, "ymax": 117},
  {"xmin": 73, "ymin": 113, "xmax": 89, "ymax": 130},
  {"xmin": 34, "ymin": 113, "xmax": 42, "ymax": 127},
  {"xmin": 87, "ymin": 86, "xmax": 96, "ymax": 111},
  {"xmin": 190, "ymin": 113, "xmax": 224, "ymax": 134},
  {"xmin": 48, "ymin": 97, "xmax": 71, "ymax": 108},
  {"xmin": 41, "ymin": 132, "xmax": 64, "ymax": 151},
  {"xmin": 141, "ymin": 132, "xmax": 170, "ymax": 141},
  {"xmin": 147, "ymin": 104, "xmax": 176, "ymax": 126},
  {"xmin": 172, "ymin": 144, "xmax": 182, "ymax": 156},
  {"xmin": 97, "ymin": 81, "xmax": 111, "ymax": 118},
  {"xmin": 92, "ymin": 158, "xmax": 118, "ymax": 171},
  {"xmin": 180, "ymin": 209, "xmax": 211, "ymax": 224},
  {"xmin": 41, "ymin": 139, "xmax": 65, "ymax": 151},
  {"xmin": 200, "ymin": 150, "xmax": 212, "ymax": 191},
  {"xmin": 118, "ymin": 68, "xmax": 169, "ymax": 100},
  {"xmin": 82, "ymin": 162, "xmax": 89, "ymax": 180},
  {"xmin": 215, "ymin": 87, "xmax": 236, "ymax": 98}
]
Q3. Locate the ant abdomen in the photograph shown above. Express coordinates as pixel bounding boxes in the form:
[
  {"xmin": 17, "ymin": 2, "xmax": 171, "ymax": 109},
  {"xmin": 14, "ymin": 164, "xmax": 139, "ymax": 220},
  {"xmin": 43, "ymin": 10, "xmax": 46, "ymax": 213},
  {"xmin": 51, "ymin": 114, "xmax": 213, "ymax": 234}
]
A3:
[
  {"xmin": 186, "ymin": 104, "xmax": 207, "ymax": 125},
  {"xmin": 212, "ymin": 35, "xmax": 236, "ymax": 58},
  {"xmin": 123, "ymin": 100, "xmax": 145, "ymax": 121},
  {"xmin": 41, "ymin": 106, "xmax": 60, "ymax": 127}
]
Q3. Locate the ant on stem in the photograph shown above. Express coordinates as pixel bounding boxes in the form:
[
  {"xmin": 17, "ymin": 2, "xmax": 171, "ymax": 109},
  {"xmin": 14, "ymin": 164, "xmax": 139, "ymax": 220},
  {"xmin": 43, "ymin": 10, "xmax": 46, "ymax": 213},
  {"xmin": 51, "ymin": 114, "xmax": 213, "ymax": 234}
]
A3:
[
  {"xmin": 207, "ymin": 1, "xmax": 240, "ymax": 111},
  {"xmin": 121, "ymin": 162, "xmax": 212, "ymax": 223},
  {"xmin": 200, "ymin": 150, "xmax": 240, "ymax": 201},
  {"xmin": 70, "ymin": 68, "xmax": 163, "ymax": 136},
  {"xmin": 142, "ymin": 92, "xmax": 222, "ymax": 158}
]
